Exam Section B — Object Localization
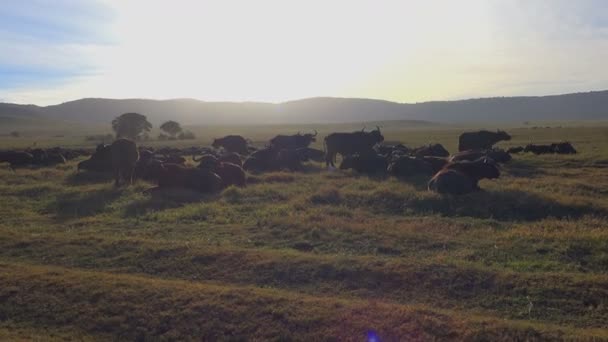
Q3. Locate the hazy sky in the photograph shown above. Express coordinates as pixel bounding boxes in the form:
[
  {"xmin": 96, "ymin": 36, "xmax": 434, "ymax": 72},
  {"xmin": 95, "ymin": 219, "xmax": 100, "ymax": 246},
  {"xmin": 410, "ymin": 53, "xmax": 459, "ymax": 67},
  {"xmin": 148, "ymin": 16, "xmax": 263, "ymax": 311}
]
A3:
[{"xmin": 2, "ymin": 0, "xmax": 608, "ymax": 105}]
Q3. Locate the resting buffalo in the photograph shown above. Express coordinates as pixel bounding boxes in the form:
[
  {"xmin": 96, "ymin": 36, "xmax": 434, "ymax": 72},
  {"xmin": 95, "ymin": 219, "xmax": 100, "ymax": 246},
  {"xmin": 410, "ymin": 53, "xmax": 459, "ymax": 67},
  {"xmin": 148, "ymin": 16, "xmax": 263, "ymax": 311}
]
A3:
[
  {"xmin": 443, "ymin": 158, "xmax": 500, "ymax": 189},
  {"xmin": 158, "ymin": 163, "xmax": 222, "ymax": 193},
  {"xmin": 412, "ymin": 144, "xmax": 450, "ymax": 158},
  {"xmin": 212, "ymin": 135, "xmax": 249, "ymax": 155},
  {"xmin": 110, "ymin": 139, "xmax": 139, "ymax": 187},
  {"xmin": 243, "ymin": 148, "xmax": 278, "ymax": 172},
  {"xmin": 524, "ymin": 144, "xmax": 553, "ymax": 155},
  {"xmin": 78, "ymin": 144, "xmax": 113, "ymax": 172},
  {"xmin": 270, "ymin": 131, "xmax": 317, "ymax": 150},
  {"xmin": 458, "ymin": 130, "xmax": 511, "ymax": 151},
  {"xmin": 428, "ymin": 170, "xmax": 475, "ymax": 195},
  {"xmin": 449, "ymin": 149, "xmax": 511, "ymax": 163},
  {"xmin": 422, "ymin": 156, "xmax": 449, "ymax": 174},
  {"xmin": 552, "ymin": 142, "xmax": 577, "ymax": 154},
  {"xmin": 340, "ymin": 153, "xmax": 387, "ymax": 175},
  {"xmin": 213, "ymin": 162, "xmax": 246, "ymax": 187},
  {"xmin": 429, "ymin": 158, "xmax": 500, "ymax": 195},
  {"xmin": 507, "ymin": 146, "xmax": 524, "ymax": 154},
  {"xmin": 324, "ymin": 127, "xmax": 384, "ymax": 167},
  {"xmin": 218, "ymin": 152, "xmax": 243, "ymax": 167},
  {"xmin": 388, "ymin": 156, "xmax": 433, "ymax": 177},
  {"xmin": 0, "ymin": 151, "xmax": 34, "ymax": 170},
  {"xmin": 295, "ymin": 147, "xmax": 325, "ymax": 163}
]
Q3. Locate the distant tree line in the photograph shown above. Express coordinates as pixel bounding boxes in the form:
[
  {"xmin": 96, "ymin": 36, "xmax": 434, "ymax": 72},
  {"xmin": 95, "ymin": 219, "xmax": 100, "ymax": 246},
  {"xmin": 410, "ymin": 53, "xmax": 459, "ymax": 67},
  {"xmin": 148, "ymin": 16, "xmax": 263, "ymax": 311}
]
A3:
[{"xmin": 91, "ymin": 112, "xmax": 196, "ymax": 142}]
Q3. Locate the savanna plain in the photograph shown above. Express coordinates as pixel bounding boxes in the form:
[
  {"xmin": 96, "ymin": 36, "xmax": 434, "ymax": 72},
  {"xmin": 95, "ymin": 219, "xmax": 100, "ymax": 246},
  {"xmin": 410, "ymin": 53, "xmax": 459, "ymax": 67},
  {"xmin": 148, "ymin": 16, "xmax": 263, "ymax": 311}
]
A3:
[{"xmin": 1, "ymin": 123, "xmax": 608, "ymax": 341}]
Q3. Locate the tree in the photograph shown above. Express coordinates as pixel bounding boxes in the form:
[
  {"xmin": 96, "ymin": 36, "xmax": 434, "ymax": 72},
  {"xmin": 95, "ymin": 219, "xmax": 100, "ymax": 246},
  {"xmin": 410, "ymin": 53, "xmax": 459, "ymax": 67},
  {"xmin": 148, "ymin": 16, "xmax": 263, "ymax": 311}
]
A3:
[
  {"xmin": 111, "ymin": 113, "xmax": 152, "ymax": 140},
  {"xmin": 160, "ymin": 120, "xmax": 183, "ymax": 138}
]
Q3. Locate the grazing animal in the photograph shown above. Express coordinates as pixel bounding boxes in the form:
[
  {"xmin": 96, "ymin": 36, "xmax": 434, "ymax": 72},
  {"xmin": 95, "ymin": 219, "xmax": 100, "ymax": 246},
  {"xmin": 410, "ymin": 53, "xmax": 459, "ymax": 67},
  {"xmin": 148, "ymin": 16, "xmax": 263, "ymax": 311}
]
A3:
[
  {"xmin": 449, "ymin": 149, "xmax": 511, "ymax": 163},
  {"xmin": 458, "ymin": 130, "xmax": 511, "ymax": 151},
  {"xmin": 340, "ymin": 153, "xmax": 388, "ymax": 175},
  {"xmin": 324, "ymin": 127, "xmax": 384, "ymax": 167},
  {"xmin": 270, "ymin": 131, "xmax": 317, "ymax": 150},
  {"xmin": 387, "ymin": 156, "xmax": 433, "ymax": 177},
  {"xmin": 0, "ymin": 151, "xmax": 34, "ymax": 170},
  {"xmin": 194, "ymin": 154, "xmax": 220, "ymax": 169},
  {"xmin": 110, "ymin": 139, "xmax": 139, "ymax": 187},
  {"xmin": 212, "ymin": 135, "xmax": 249, "ymax": 154},
  {"xmin": 412, "ymin": 144, "xmax": 450, "ymax": 158},
  {"xmin": 428, "ymin": 169, "xmax": 475, "ymax": 195}
]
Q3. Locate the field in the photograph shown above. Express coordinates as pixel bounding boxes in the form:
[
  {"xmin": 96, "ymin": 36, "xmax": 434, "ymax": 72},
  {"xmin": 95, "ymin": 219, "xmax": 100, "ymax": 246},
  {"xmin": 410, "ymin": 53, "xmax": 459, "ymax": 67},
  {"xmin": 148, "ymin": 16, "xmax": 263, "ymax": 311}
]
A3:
[{"xmin": 1, "ymin": 123, "xmax": 608, "ymax": 340}]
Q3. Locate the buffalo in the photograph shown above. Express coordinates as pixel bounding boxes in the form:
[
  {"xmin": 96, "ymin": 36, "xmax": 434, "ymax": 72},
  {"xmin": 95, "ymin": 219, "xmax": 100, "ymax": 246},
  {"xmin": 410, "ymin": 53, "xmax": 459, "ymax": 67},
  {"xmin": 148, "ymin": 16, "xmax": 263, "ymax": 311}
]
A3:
[
  {"xmin": 524, "ymin": 144, "xmax": 554, "ymax": 155},
  {"xmin": 340, "ymin": 153, "xmax": 388, "ymax": 175},
  {"xmin": 212, "ymin": 135, "xmax": 249, "ymax": 155},
  {"xmin": 157, "ymin": 163, "xmax": 222, "ymax": 193},
  {"xmin": 0, "ymin": 151, "xmax": 34, "ymax": 170},
  {"xmin": 428, "ymin": 170, "xmax": 476, "ymax": 195},
  {"xmin": 270, "ymin": 131, "xmax": 317, "ymax": 150},
  {"xmin": 429, "ymin": 158, "xmax": 500, "ymax": 195},
  {"xmin": 458, "ymin": 130, "xmax": 511, "ymax": 151},
  {"xmin": 110, "ymin": 139, "xmax": 139, "ymax": 187},
  {"xmin": 295, "ymin": 147, "xmax": 325, "ymax": 163},
  {"xmin": 218, "ymin": 152, "xmax": 243, "ymax": 167},
  {"xmin": 213, "ymin": 162, "xmax": 246, "ymax": 187},
  {"xmin": 78, "ymin": 144, "xmax": 113, "ymax": 173},
  {"xmin": 507, "ymin": 146, "xmax": 524, "ymax": 154},
  {"xmin": 412, "ymin": 144, "xmax": 450, "ymax": 158},
  {"xmin": 449, "ymin": 149, "xmax": 511, "ymax": 163},
  {"xmin": 387, "ymin": 156, "xmax": 434, "ymax": 177},
  {"xmin": 552, "ymin": 142, "xmax": 577, "ymax": 154},
  {"xmin": 324, "ymin": 127, "xmax": 384, "ymax": 168},
  {"xmin": 443, "ymin": 158, "xmax": 500, "ymax": 190}
]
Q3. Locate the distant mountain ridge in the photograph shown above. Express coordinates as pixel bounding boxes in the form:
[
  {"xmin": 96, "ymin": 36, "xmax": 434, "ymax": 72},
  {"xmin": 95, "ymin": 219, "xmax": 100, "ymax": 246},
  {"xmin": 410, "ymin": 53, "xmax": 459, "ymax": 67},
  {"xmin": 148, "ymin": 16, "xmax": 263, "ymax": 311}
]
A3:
[{"xmin": 2, "ymin": 90, "xmax": 608, "ymax": 127}]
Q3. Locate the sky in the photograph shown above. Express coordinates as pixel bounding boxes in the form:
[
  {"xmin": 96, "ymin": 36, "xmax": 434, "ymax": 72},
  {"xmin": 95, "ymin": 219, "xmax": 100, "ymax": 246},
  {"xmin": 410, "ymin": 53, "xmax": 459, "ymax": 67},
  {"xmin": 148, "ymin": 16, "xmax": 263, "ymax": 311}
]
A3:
[{"xmin": 1, "ymin": 0, "xmax": 608, "ymax": 106}]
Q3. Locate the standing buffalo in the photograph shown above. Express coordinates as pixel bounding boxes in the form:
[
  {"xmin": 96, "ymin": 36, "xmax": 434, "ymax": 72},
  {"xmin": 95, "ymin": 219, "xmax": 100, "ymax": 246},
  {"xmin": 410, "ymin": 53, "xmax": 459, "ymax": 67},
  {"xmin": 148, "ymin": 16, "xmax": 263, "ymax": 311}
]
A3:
[
  {"xmin": 458, "ymin": 130, "xmax": 511, "ymax": 151},
  {"xmin": 212, "ymin": 135, "xmax": 249, "ymax": 155},
  {"xmin": 269, "ymin": 131, "xmax": 317, "ymax": 150},
  {"xmin": 324, "ymin": 127, "xmax": 384, "ymax": 167},
  {"xmin": 110, "ymin": 139, "xmax": 139, "ymax": 187}
]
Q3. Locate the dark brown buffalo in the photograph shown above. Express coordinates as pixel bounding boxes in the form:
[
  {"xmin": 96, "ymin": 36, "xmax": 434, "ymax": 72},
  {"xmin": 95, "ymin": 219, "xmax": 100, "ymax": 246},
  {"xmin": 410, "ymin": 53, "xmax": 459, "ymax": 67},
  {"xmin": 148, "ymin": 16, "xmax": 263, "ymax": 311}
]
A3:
[
  {"xmin": 0, "ymin": 151, "xmax": 34, "ymax": 170},
  {"xmin": 412, "ymin": 144, "xmax": 450, "ymax": 158},
  {"xmin": 458, "ymin": 130, "xmax": 511, "ymax": 151},
  {"xmin": 443, "ymin": 158, "xmax": 500, "ymax": 189},
  {"xmin": 295, "ymin": 147, "xmax": 325, "ymax": 163},
  {"xmin": 218, "ymin": 152, "xmax": 243, "ymax": 167},
  {"xmin": 110, "ymin": 139, "xmax": 139, "ymax": 187},
  {"xmin": 507, "ymin": 146, "xmax": 524, "ymax": 154},
  {"xmin": 214, "ymin": 162, "xmax": 246, "ymax": 187},
  {"xmin": 524, "ymin": 144, "xmax": 554, "ymax": 155},
  {"xmin": 212, "ymin": 135, "xmax": 249, "ymax": 154},
  {"xmin": 422, "ymin": 156, "xmax": 449, "ymax": 174},
  {"xmin": 428, "ymin": 169, "xmax": 475, "ymax": 195},
  {"xmin": 340, "ymin": 153, "xmax": 387, "ymax": 175},
  {"xmin": 551, "ymin": 142, "xmax": 577, "ymax": 154},
  {"xmin": 194, "ymin": 154, "xmax": 219, "ymax": 169},
  {"xmin": 270, "ymin": 131, "xmax": 317, "ymax": 150},
  {"xmin": 324, "ymin": 127, "xmax": 384, "ymax": 167},
  {"xmin": 387, "ymin": 156, "xmax": 433, "ymax": 177},
  {"xmin": 449, "ymin": 149, "xmax": 511, "ymax": 163},
  {"xmin": 243, "ymin": 148, "xmax": 279, "ymax": 172},
  {"xmin": 158, "ymin": 163, "xmax": 222, "ymax": 193}
]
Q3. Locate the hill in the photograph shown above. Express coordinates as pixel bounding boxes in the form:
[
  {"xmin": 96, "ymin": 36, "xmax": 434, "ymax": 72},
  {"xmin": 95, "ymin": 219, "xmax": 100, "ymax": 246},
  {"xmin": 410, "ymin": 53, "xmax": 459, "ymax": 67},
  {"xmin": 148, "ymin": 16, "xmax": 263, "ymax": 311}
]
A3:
[{"xmin": 1, "ymin": 90, "xmax": 608, "ymax": 126}]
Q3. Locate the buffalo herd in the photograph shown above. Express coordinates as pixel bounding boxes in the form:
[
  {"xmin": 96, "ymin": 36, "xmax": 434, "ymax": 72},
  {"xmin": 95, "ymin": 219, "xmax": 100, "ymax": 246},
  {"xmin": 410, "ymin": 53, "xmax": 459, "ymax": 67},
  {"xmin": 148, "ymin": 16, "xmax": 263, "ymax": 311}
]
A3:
[{"xmin": 0, "ymin": 129, "xmax": 578, "ymax": 196}]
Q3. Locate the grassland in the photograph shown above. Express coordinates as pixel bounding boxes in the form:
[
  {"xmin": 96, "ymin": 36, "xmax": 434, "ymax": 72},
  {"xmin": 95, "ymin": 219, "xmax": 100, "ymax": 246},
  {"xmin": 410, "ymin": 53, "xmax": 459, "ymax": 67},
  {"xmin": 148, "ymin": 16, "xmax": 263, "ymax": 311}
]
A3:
[{"xmin": 1, "ymin": 124, "xmax": 608, "ymax": 340}]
